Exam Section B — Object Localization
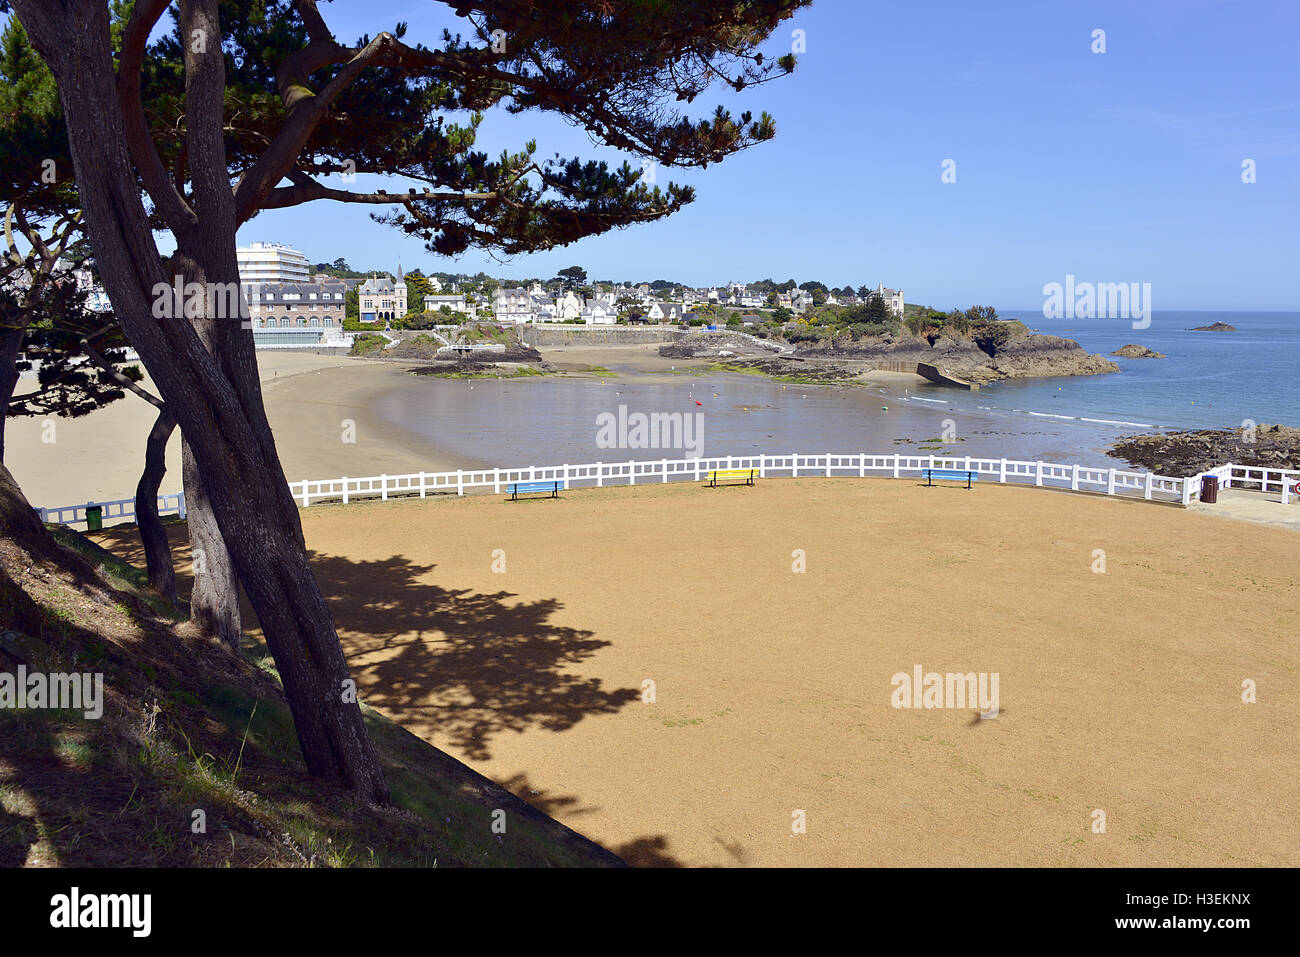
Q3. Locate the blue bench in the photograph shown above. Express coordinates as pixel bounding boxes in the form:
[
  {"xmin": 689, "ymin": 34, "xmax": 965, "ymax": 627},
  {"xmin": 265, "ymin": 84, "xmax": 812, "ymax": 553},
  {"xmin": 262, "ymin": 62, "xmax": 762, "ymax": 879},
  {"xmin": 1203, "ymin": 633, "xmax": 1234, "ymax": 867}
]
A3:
[
  {"xmin": 506, "ymin": 480, "xmax": 565, "ymax": 501},
  {"xmin": 922, "ymin": 468, "xmax": 978, "ymax": 489}
]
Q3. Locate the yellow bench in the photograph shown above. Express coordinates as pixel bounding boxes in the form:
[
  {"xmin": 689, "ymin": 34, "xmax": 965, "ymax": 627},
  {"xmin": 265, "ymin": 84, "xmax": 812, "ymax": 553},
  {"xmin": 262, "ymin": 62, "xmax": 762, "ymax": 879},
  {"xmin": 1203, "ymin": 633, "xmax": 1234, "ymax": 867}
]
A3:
[{"xmin": 705, "ymin": 468, "xmax": 757, "ymax": 488}]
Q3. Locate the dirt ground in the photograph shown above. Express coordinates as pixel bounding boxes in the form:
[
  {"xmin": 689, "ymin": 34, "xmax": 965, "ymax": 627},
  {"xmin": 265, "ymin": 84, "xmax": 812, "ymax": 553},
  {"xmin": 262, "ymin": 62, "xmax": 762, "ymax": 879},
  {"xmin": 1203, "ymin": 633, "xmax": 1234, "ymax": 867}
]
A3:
[{"xmin": 95, "ymin": 479, "xmax": 1299, "ymax": 867}]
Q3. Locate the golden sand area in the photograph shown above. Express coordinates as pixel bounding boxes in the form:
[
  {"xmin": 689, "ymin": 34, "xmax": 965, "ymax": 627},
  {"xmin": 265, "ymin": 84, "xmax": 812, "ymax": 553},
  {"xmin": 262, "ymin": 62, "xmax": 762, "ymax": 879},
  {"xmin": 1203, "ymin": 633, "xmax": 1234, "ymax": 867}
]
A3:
[{"xmin": 94, "ymin": 477, "xmax": 1300, "ymax": 867}]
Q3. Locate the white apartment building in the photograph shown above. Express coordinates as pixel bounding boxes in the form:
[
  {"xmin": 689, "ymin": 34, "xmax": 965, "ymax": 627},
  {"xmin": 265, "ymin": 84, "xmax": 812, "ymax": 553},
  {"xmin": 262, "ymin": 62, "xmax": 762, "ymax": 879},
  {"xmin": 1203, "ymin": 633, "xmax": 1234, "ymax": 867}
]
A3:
[
  {"xmin": 236, "ymin": 242, "xmax": 312, "ymax": 285},
  {"xmin": 423, "ymin": 293, "xmax": 474, "ymax": 318}
]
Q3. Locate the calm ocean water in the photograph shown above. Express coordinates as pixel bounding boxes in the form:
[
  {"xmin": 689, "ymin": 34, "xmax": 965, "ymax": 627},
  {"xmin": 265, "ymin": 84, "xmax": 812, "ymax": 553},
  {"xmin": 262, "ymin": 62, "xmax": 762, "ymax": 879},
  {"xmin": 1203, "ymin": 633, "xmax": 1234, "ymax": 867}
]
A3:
[
  {"xmin": 989, "ymin": 310, "xmax": 1300, "ymax": 431},
  {"xmin": 372, "ymin": 311, "xmax": 1298, "ymax": 472}
]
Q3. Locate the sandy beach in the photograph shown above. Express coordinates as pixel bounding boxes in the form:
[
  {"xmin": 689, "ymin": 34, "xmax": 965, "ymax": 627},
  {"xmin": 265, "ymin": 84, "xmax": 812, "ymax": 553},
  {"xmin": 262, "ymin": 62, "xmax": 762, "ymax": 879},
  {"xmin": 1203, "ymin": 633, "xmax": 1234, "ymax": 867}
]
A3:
[
  {"xmin": 91, "ymin": 477, "xmax": 1300, "ymax": 867},
  {"xmin": 6, "ymin": 352, "xmax": 464, "ymax": 510}
]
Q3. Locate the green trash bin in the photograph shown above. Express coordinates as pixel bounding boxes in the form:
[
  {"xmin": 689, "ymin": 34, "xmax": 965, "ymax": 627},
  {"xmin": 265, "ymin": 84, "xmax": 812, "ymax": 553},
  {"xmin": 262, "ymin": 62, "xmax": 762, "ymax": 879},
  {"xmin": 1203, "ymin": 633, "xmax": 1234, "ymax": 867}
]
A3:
[{"xmin": 85, "ymin": 504, "xmax": 103, "ymax": 531}]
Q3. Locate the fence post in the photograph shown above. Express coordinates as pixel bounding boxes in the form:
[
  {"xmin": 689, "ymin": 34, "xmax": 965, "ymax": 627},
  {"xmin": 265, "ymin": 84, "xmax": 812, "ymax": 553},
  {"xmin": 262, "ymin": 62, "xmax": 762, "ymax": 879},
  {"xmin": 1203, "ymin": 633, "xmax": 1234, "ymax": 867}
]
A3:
[
  {"xmin": 662, "ymin": 459, "xmax": 668, "ymax": 483},
  {"xmin": 826, "ymin": 453, "xmax": 832, "ymax": 477},
  {"xmin": 381, "ymin": 474, "xmax": 388, "ymax": 501},
  {"xmin": 1182, "ymin": 476, "xmax": 1194, "ymax": 506},
  {"xmin": 1035, "ymin": 461, "xmax": 1044, "ymax": 487},
  {"xmin": 456, "ymin": 470, "xmax": 464, "ymax": 496},
  {"xmin": 694, "ymin": 457, "xmax": 701, "ymax": 481},
  {"xmin": 859, "ymin": 453, "xmax": 866, "ymax": 478},
  {"xmin": 178, "ymin": 490, "xmax": 186, "ymax": 520},
  {"xmin": 1144, "ymin": 472, "xmax": 1153, "ymax": 500},
  {"xmin": 1107, "ymin": 469, "xmax": 1116, "ymax": 496},
  {"xmin": 300, "ymin": 483, "xmax": 310, "ymax": 507},
  {"xmin": 999, "ymin": 458, "xmax": 1007, "ymax": 483},
  {"xmin": 597, "ymin": 462, "xmax": 603, "ymax": 487},
  {"xmin": 892, "ymin": 454, "xmax": 900, "ymax": 479},
  {"xmin": 418, "ymin": 472, "xmax": 426, "ymax": 498},
  {"xmin": 342, "ymin": 478, "xmax": 349, "ymax": 505},
  {"xmin": 494, "ymin": 468, "xmax": 501, "ymax": 494},
  {"xmin": 1070, "ymin": 465, "xmax": 1079, "ymax": 491},
  {"xmin": 792, "ymin": 453, "xmax": 799, "ymax": 477}
]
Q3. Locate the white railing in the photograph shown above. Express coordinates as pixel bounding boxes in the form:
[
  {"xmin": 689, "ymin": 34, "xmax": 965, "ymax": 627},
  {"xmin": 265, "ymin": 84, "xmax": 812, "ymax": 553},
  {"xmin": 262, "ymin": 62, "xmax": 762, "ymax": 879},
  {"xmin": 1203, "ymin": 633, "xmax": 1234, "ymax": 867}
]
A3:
[
  {"xmin": 45, "ymin": 454, "xmax": 1300, "ymax": 528},
  {"xmin": 1212, "ymin": 462, "xmax": 1300, "ymax": 505},
  {"xmin": 35, "ymin": 491, "xmax": 186, "ymax": 527},
  {"xmin": 281, "ymin": 452, "xmax": 1199, "ymax": 509}
]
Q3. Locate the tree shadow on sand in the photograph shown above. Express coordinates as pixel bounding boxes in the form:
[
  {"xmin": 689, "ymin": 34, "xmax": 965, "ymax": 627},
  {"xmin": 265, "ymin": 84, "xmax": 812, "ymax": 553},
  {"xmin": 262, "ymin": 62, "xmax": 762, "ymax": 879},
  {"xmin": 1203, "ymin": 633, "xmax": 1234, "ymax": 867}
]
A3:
[
  {"xmin": 306, "ymin": 550, "xmax": 641, "ymax": 763},
  {"xmin": 495, "ymin": 770, "xmax": 684, "ymax": 868}
]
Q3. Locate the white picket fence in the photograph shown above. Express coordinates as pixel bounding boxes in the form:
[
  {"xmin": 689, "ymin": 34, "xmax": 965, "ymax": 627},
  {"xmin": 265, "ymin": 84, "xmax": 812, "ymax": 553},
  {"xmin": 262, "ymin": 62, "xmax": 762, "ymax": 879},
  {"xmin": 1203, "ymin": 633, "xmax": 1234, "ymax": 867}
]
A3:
[
  {"xmin": 35, "ymin": 456, "xmax": 1300, "ymax": 528},
  {"xmin": 36, "ymin": 491, "xmax": 186, "ymax": 526}
]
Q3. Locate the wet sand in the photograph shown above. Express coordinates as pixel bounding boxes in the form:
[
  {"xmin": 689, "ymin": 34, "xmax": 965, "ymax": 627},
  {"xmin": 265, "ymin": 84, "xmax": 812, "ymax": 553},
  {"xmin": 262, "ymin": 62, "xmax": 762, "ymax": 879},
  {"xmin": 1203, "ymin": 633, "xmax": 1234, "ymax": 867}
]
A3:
[{"xmin": 92, "ymin": 478, "xmax": 1300, "ymax": 867}]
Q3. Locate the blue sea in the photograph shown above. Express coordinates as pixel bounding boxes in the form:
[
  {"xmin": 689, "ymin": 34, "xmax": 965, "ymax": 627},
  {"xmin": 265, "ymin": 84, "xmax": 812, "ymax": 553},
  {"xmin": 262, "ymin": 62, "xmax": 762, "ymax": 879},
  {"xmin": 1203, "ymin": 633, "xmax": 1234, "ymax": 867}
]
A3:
[
  {"xmin": 987, "ymin": 310, "xmax": 1300, "ymax": 431},
  {"xmin": 374, "ymin": 311, "xmax": 1299, "ymax": 473}
]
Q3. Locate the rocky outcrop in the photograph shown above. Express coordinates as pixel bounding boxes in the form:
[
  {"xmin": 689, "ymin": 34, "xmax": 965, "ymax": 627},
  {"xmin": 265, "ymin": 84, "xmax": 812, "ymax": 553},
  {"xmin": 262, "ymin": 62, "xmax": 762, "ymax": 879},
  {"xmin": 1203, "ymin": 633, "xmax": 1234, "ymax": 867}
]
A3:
[
  {"xmin": 1188, "ymin": 321, "xmax": 1236, "ymax": 332},
  {"xmin": 1108, "ymin": 424, "xmax": 1300, "ymax": 477},
  {"xmin": 1110, "ymin": 344, "xmax": 1166, "ymax": 358},
  {"xmin": 663, "ymin": 322, "xmax": 1118, "ymax": 384}
]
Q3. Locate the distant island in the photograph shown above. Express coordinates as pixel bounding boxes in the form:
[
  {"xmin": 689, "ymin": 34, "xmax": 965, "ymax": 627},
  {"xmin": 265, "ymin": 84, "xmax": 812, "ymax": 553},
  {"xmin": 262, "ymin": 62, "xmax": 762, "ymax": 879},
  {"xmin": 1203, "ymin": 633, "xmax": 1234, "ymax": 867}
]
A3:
[
  {"xmin": 1110, "ymin": 344, "xmax": 1166, "ymax": 358},
  {"xmin": 1188, "ymin": 321, "xmax": 1236, "ymax": 332}
]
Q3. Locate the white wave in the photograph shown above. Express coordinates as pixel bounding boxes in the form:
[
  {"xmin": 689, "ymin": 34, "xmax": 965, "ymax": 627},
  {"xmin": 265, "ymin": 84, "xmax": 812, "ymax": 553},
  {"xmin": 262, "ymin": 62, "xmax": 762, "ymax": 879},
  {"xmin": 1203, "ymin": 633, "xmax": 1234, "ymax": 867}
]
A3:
[
  {"xmin": 1027, "ymin": 411, "xmax": 1077, "ymax": 421},
  {"xmin": 908, "ymin": 395, "xmax": 950, "ymax": 404},
  {"xmin": 1080, "ymin": 417, "xmax": 1156, "ymax": 428}
]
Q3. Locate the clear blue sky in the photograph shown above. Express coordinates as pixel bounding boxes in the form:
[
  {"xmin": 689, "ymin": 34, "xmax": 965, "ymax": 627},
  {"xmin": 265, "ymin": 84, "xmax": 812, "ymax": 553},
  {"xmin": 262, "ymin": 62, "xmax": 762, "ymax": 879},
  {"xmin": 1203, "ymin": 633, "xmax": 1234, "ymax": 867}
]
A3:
[{"xmin": 231, "ymin": 0, "xmax": 1300, "ymax": 309}]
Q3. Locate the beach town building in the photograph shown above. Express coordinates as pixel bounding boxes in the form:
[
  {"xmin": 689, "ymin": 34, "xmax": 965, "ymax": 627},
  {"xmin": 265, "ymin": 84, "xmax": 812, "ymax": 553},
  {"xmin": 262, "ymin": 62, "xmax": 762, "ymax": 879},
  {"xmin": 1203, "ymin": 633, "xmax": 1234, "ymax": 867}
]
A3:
[
  {"xmin": 554, "ymin": 289, "xmax": 584, "ymax": 320},
  {"xmin": 358, "ymin": 265, "xmax": 407, "ymax": 323},
  {"xmin": 493, "ymin": 286, "xmax": 533, "ymax": 323},
  {"xmin": 247, "ymin": 280, "xmax": 347, "ymax": 345},
  {"xmin": 647, "ymin": 301, "xmax": 686, "ymax": 322},
  {"xmin": 236, "ymin": 242, "xmax": 311, "ymax": 285},
  {"xmin": 874, "ymin": 282, "xmax": 905, "ymax": 316},
  {"xmin": 422, "ymin": 293, "xmax": 474, "ymax": 318},
  {"xmin": 580, "ymin": 303, "xmax": 615, "ymax": 324}
]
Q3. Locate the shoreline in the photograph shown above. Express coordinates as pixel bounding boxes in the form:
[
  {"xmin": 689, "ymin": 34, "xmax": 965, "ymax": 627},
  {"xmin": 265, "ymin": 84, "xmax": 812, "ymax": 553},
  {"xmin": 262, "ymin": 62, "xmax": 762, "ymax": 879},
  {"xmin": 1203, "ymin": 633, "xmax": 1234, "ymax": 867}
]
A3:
[{"xmin": 9, "ymin": 342, "xmax": 1291, "ymax": 511}]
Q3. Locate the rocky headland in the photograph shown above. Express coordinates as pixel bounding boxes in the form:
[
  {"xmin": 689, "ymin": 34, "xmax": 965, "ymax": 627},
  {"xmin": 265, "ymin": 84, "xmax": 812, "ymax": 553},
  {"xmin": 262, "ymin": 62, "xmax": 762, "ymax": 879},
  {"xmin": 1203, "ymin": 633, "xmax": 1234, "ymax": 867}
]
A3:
[
  {"xmin": 660, "ymin": 322, "xmax": 1118, "ymax": 385},
  {"xmin": 1188, "ymin": 321, "xmax": 1236, "ymax": 332}
]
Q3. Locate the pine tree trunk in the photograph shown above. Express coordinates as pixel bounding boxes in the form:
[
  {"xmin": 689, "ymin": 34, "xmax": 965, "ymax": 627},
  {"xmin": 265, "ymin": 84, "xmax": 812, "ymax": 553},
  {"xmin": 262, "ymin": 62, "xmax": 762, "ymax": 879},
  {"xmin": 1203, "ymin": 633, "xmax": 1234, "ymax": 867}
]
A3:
[
  {"xmin": 0, "ymin": 324, "xmax": 24, "ymax": 464},
  {"xmin": 134, "ymin": 408, "xmax": 178, "ymax": 605},
  {"xmin": 180, "ymin": 433, "xmax": 241, "ymax": 650},
  {"xmin": 12, "ymin": 0, "xmax": 391, "ymax": 803}
]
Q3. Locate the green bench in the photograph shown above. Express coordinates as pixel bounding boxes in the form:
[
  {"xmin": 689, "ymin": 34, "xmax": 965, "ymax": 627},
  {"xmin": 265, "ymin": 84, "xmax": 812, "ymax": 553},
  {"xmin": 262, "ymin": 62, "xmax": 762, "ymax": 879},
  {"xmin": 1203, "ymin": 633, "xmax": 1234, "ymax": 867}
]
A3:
[
  {"xmin": 506, "ymin": 480, "xmax": 565, "ymax": 501},
  {"xmin": 705, "ymin": 468, "xmax": 757, "ymax": 488},
  {"xmin": 922, "ymin": 468, "xmax": 978, "ymax": 489}
]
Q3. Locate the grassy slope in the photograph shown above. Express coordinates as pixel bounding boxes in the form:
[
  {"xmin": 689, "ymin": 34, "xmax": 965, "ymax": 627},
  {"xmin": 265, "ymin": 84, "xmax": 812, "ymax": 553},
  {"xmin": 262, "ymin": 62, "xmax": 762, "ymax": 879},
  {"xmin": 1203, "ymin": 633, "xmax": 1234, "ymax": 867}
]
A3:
[{"xmin": 0, "ymin": 525, "xmax": 623, "ymax": 868}]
